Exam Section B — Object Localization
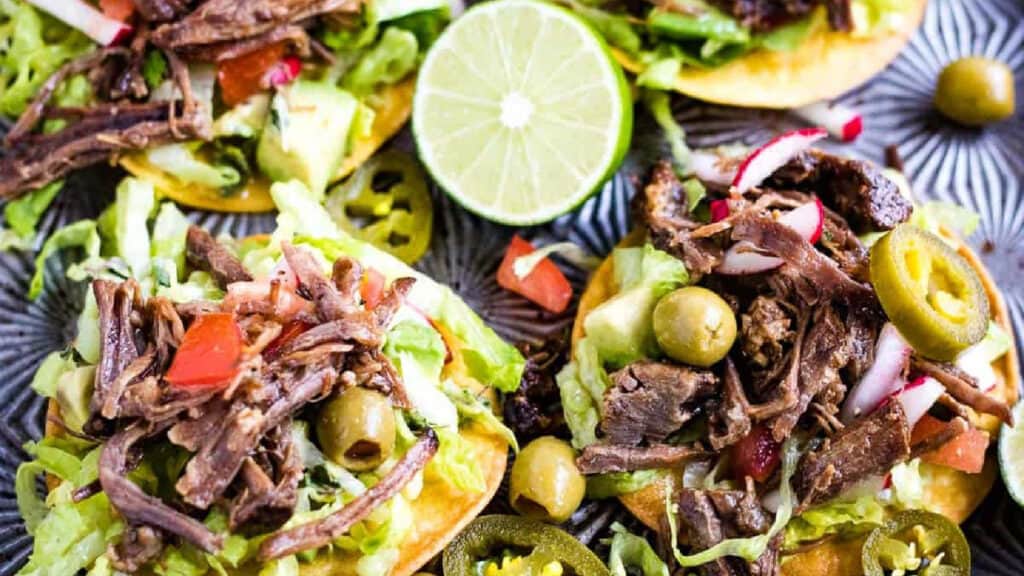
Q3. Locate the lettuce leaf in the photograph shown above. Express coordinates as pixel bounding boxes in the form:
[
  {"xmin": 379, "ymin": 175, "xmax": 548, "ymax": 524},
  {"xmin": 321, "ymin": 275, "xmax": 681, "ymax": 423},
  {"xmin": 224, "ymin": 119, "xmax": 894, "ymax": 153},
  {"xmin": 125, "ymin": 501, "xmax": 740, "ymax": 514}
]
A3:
[
  {"xmin": 427, "ymin": 426, "xmax": 485, "ymax": 493},
  {"xmin": 384, "ymin": 320, "xmax": 458, "ymax": 429},
  {"xmin": 607, "ymin": 522, "xmax": 670, "ymax": 576},
  {"xmin": 29, "ymin": 219, "xmax": 101, "ymax": 299},
  {"xmin": 440, "ymin": 379, "xmax": 519, "ymax": 452},
  {"xmin": 642, "ymin": 90, "xmax": 691, "ymax": 176},
  {"xmin": 146, "ymin": 143, "xmax": 242, "ymax": 190},
  {"xmin": 29, "ymin": 350, "xmax": 75, "ymax": 398},
  {"xmin": 342, "ymin": 27, "xmax": 419, "ymax": 95},
  {"xmin": 151, "ymin": 201, "xmax": 191, "ymax": 279},
  {"xmin": 3, "ymin": 180, "xmax": 63, "ymax": 248},
  {"xmin": 910, "ymin": 201, "xmax": 980, "ymax": 239},
  {"xmin": 785, "ymin": 495, "xmax": 885, "ymax": 548},
  {"xmin": 556, "ymin": 363, "xmax": 600, "ymax": 449},
  {"xmin": 112, "ymin": 177, "xmax": 157, "ymax": 279}
]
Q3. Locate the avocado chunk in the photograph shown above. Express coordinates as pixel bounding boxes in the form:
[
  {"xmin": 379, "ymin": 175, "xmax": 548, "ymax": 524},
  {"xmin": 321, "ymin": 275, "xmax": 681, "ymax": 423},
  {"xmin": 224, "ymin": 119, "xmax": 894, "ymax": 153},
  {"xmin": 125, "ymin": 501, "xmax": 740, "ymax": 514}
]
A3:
[
  {"xmin": 257, "ymin": 80, "xmax": 359, "ymax": 197},
  {"xmin": 582, "ymin": 244, "xmax": 689, "ymax": 368},
  {"xmin": 55, "ymin": 366, "xmax": 96, "ymax": 434}
]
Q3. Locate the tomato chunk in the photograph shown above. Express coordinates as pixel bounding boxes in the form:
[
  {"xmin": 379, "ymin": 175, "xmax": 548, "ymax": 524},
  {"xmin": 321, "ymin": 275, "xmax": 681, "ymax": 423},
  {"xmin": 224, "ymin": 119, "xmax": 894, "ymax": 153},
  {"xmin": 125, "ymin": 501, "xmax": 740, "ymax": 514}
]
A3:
[
  {"xmin": 166, "ymin": 313, "xmax": 244, "ymax": 389},
  {"xmin": 100, "ymin": 0, "xmax": 135, "ymax": 21},
  {"xmin": 361, "ymin": 268, "xmax": 387, "ymax": 310},
  {"xmin": 217, "ymin": 43, "xmax": 287, "ymax": 107},
  {"xmin": 911, "ymin": 414, "xmax": 990, "ymax": 474},
  {"xmin": 496, "ymin": 235, "xmax": 573, "ymax": 314},
  {"xmin": 732, "ymin": 425, "xmax": 781, "ymax": 483}
]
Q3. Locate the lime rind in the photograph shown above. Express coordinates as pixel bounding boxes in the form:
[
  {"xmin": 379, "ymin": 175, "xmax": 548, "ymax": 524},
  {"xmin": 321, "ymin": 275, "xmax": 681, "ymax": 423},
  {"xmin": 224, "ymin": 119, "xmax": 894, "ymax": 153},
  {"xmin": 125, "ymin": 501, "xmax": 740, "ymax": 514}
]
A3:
[
  {"xmin": 1000, "ymin": 401, "xmax": 1024, "ymax": 508},
  {"xmin": 412, "ymin": 0, "xmax": 633, "ymax": 226}
]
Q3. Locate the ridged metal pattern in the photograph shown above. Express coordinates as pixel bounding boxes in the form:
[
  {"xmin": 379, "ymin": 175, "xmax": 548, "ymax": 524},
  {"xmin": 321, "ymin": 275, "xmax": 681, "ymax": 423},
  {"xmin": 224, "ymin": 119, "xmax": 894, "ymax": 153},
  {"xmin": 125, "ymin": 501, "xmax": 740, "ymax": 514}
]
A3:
[{"xmin": 0, "ymin": 0, "xmax": 1021, "ymax": 572}]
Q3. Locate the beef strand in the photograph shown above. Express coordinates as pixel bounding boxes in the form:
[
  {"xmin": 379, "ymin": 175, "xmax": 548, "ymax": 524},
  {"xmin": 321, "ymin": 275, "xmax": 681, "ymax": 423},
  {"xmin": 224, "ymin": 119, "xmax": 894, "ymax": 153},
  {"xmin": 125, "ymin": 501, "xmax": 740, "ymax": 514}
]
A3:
[
  {"xmin": 910, "ymin": 356, "xmax": 1013, "ymax": 425},
  {"xmin": 577, "ymin": 442, "xmax": 707, "ymax": 474},
  {"xmin": 186, "ymin": 226, "xmax": 253, "ymax": 288}
]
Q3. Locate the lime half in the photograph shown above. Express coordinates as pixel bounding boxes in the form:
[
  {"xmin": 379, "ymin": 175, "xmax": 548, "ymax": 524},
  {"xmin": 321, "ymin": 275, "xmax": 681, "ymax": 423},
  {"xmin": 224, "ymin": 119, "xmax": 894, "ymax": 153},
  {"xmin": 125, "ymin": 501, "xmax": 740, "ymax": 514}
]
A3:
[
  {"xmin": 412, "ymin": 0, "xmax": 632, "ymax": 225},
  {"xmin": 1000, "ymin": 400, "xmax": 1024, "ymax": 507}
]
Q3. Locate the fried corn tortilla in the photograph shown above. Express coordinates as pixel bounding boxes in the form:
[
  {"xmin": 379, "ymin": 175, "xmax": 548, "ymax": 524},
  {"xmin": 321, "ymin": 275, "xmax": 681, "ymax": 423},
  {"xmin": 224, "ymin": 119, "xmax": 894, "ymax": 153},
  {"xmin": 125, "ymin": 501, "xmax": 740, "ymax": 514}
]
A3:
[
  {"xmin": 614, "ymin": 0, "xmax": 927, "ymax": 109},
  {"xmin": 45, "ymin": 290, "xmax": 507, "ymax": 576},
  {"xmin": 571, "ymin": 227, "xmax": 1018, "ymax": 574},
  {"xmin": 120, "ymin": 78, "xmax": 415, "ymax": 213}
]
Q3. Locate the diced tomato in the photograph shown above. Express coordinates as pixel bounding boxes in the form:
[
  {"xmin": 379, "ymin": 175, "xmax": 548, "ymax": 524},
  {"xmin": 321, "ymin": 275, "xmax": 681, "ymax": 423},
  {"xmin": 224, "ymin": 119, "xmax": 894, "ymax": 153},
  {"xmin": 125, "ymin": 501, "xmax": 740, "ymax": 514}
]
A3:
[
  {"xmin": 217, "ymin": 42, "xmax": 287, "ymax": 107},
  {"xmin": 361, "ymin": 268, "xmax": 387, "ymax": 310},
  {"xmin": 262, "ymin": 320, "xmax": 314, "ymax": 361},
  {"xmin": 732, "ymin": 425, "xmax": 782, "ymax": 483},
  {"xmin": 496, "ymin": 235, "xmax": 573, "ymax": 314},
  {"xmin": 911, "ymin": 414, "xmax": 990, "ymax": 474},
  {"xmin": 99, "ymin": 0, "xmax": 135, "ymax": 21},
  {"xmin": 166, "ymin": 314, "xmax": 244, "ymax": 389}
]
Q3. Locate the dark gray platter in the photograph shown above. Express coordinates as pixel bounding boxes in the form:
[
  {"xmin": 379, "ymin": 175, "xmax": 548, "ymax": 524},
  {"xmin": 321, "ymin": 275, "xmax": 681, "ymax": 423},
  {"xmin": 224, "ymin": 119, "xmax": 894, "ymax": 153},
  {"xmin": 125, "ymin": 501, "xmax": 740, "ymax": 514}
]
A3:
[{"xmin": 1, "ymin": 0, "xmax": 1022, "ymax": 572}]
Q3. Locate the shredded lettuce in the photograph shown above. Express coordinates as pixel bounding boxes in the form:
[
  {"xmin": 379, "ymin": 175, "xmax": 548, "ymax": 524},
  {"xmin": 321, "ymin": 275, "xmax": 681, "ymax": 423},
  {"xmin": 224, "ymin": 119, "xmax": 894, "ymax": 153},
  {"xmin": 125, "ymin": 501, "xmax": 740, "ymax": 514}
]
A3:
[
  {"xmin": 511, "ymin": 241, "xmax": 601, "ymax": 280},
  {"xmin": 258, "ymin": 555, "xmax": 300, "ymax": 576},
  {"xmin": 587, "ymin": 470, "xmax": 661, "ymax": 499},
  {"xmin": 910, "ymin": 201, "xmax": 980, "ymax": 240},
  {"xmin": 427, "ymin": 426, "xmax": 486, "ymax": 493},
  {"xmin": 29, "ymin": 350, "xmax": 75, "ymax": 398},
  {"xmin": 556, "ymin": 362, "xmax": 600, "ymax": 449},
  {"xmin": 0, "ymin": 0, "xmax": 93, "ymax": 118},
  {"xmin": 342, "ymin": 27, "xmax": 419, "ymax": 95},
  {"xmin": 850, "ymin": 0, "xmax": 908, "ymax": 36},
  {"xmin": 784, "ymin": 495, "xmax": 885, "ymax": 548},
  {"xmin": 213, "ymin": 94, "xmax": 270, "ymax": 138},
  {"xmin": 29, "ymin": 219, "xmax": 101, "ymax": 299},
  {"xmin": 667, "ymin": 438, "xmax": 800, "ymax": 566},
  {"xmin": 335, "ymin": 494, "xmax": 414, "ymax": 576},
  {"xmin": 566, "ymin": 0, "xmax": 642, "ymax": 55},
  {"xmin": 75, "ymin": 287, "xmax": 101, "ymax": 363},
  {"xmin": 642, "ymin": 90, "xmax": 692, "ymax": 178},
  {"xmin": 575, "ymin": 337, "xmax": 612, "ymax": 409},
  {"xmin": 440, "ymin": 379, "xmax": 518, "ymax": 452},
  {"xmin": 606, "ymin": 522, "xmax": 670, "ymax": 576},
  {"xmin": 756, "ymin": 10, "xmax": 819, "ymax": 51},
  {"xmin": 112, "ymin": 177, "xmax": 157, "ymax": 279},
  {"xmin": 146, "ymin": 143, "xmax": 243, "ymax": 190},
  {"xmin": 151, "ymin": 202, "xmax": 191, "ymax": 279},
  {"xmin": 888, "ymin": 459, "xmax": 925, "ymax": 510},
  {"xmin": 2, "ymin": 180, "xmax": 63, "ymax": 249},
  {"xmin": 141, "ymin": 49, "xmax": 167, "ymax": 89},
  {"xmin": 385, "ymin": 320, "xmax": 459, "ymax": 429},
  {"xmin": 376, "ymin": 0, "xmax": 450, "ymax": 22}
]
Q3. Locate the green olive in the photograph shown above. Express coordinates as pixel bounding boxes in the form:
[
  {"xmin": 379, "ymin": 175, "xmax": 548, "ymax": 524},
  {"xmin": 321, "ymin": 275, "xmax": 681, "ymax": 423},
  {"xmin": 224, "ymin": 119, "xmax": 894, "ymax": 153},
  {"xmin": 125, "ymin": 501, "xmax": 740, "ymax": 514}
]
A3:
[
  {"xmin": 316, "ymin": 387, "xmax": 396, "ymax": 471},
  {"xmin": 653, "ymin": 286, "xmax": 737, "ymax": 367},
  {"xmin": 509, "ymin": 437, "xmax": 585, "ymax": 524},
  {"xmin": 935, "ymin": 57, "xmax": 1015, "ymax": 126}
]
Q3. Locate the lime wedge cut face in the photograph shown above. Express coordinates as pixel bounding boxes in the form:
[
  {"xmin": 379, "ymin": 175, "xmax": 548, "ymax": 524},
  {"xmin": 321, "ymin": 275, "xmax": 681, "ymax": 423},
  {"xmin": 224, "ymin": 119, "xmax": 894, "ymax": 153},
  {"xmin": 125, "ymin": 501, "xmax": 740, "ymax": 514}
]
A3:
[
  {"xmin": 1000, "ymin": 400, "xmax": 1024, "ymax": 508},
  {"xmin": 413, "ymin": 0, "xmax": 633, "ymax": 226}
]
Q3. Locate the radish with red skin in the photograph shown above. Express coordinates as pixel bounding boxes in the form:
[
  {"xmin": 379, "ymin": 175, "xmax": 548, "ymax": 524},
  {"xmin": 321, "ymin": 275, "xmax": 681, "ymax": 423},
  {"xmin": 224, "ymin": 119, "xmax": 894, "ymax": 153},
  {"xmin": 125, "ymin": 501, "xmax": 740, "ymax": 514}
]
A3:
[
  {"xmin": 27, "ymin": 0, "xmax": 132, "ymax": 46},
  {"xmin": 732, "ymin": 425, "xmax": 781, "ymax": 483},
  {"xmin": 730, "ymin": 128, "xmax": 828, "ymax": 193},
  {"xmin": 267, "ymin": 57, "xmax": 302, "ymax": 87},
  {"xmin": 710, "ymin": 199, "xmax": 730, "ymax": 222},
  {"xmin": 891, "ymin": 376, "xmax": 944, "ymax": 427},
  {"xmin": 841, "ymin": 323, "xmax": 912, "ymax": 422},
  {"xmin": 793, "ymin": 101, "xmax": 863, "ymax": 142},
  {"xmin": 716, "ymin": 199, "xmax": 824, "ymax": 275}
]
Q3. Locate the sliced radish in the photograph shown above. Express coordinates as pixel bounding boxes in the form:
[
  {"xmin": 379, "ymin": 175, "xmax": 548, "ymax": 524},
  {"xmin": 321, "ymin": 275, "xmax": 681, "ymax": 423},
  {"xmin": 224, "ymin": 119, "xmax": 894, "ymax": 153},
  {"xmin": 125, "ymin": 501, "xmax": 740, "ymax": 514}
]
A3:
[
  {"xmin": 793, "ymin": 101, "xmax": 863, "ymax": 143},
  {"xmin": 841, "ymin": 323, "xmax": 912, "ymax": 423},
  {"xmin": 731, "ymin": 128, "xmax": 828, "ymax": 194},
  {"xmin": 26, "ymin": 0, "xmax": 132, "ymax": 46},
  {"xmin": 691, "ymin": 149, "xmax": 740, "ymax": 185},
  {"xmin": 710, "ymin": 199, "xmax": 730, "ymax": 222},
  {"xmin": 715, "ymin": 199, "xmax": 824, "ymax": 275},
  {"xmin": 955, "ymin": 343, "xmax": 997, "ymax": 393},
  {"xmin": 266, "ymin": 56, "xmax": 302, "ymax": 87},
  {"xmin": 892, "ymin": 377, "xmax": 944, "ymax": 428}
]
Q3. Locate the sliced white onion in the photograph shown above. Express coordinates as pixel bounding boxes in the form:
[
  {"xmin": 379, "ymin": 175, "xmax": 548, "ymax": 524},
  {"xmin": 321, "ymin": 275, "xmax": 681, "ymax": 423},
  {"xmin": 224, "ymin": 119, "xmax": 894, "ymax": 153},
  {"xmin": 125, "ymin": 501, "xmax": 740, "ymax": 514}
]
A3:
[
  {"xmin": 715, "ymin": 199, "xmax": 823, "ymax": 275},
  {"xmin": 691, "ymin": 149, "xmax": 739, "ymax": 185},
  {"xmin": 841, "ymin": 323, "xmax": 912, "ymax": 423},
  {"xmin": 731, "ymin": 128, "xmax": 828, "ymax": 193},
  {"xmin": 955, "ymin": 343, "xmax": 997, "ymax": 393}
]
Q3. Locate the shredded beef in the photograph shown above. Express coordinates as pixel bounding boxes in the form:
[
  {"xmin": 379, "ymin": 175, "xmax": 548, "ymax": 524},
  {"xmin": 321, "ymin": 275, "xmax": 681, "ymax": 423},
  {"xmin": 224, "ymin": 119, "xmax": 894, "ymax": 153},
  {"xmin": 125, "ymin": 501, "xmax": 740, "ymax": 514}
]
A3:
[
  {"xmin": 910, "ymin": 356, "xmax": 1013, "ymax": 425},
  {"xmin": 740, "ymin": 296, "xmax": 794, "ymax": 370},
  {"xmin": 676, "ymin": 487, "xmax": 778, "ymax": 576},
  {"xmin": 910, "ymin": 417, "xmax": 969, "ymax": 459},
  {"xmin": 152, "ymin": 0, "xmax": 360, "ymax": 51},
  {"xmin": 824, "ymin": 0, "xmax": 853, "ymax": 31},
  {"xmin": 283, "ymin": 242, "xmax": 352, "ymax": 321},
  {"xmin": 110, "ymin": 525, "xmax": 165, "ymax": 573},
  {"xmin": 577, "ymin": 442, "xmax": 707, "ymax": 474},
  {"xmin": 504, "ymin": 339, "xmax": 568, "ymax": 440},
  {"xmin": 640, "ymin": 162, "xmax": 725, "ymax": 276},
  {"xmin": 843, "ymin": 309, "xmax": 879, "ymax": 382},
  {"xmin": 100, "ymin": 425, "xmax": 223, "ymax": 553},
  {"xmin": 258, "ymin": 430, "xmax": 438, "ymax": 560},
  {"xmin": 602, "ymin": 361, "xmax": 717, "ymax": 446},
  {"xmin": 730, "ymin": 212, "xmax": 875, "ymax": 306},
  {"xmin": 769, "ymin": 306, "xmax": 850, "ymax": 439},
  {"xmin": 769, "ymin": 150, "xmax": 913, "ymax": 232},
  {"xmin": 186, "ymin": 226, "xmax": 253, "ymax": 288},
  {"xmin": 793, "ymin": 401, "xmax": 911, "ymax": 509},
  {"xmin": 746, "ymin": 309, "xmax": 809, "ymax": 424},
  {"xmin": 228, "ymin": 424, "xmax": 303, "ymax": 533},
  {"xmin": 132, "ymin": 0, "xmax": 191, "ymax": 21},
  {"xmin": 709, "ymin": 357, "xmax": 752, "ymax": 450},
  {"xmin": 91, "ymin": 280, "xmax": 143, "ymax": 424},
  {"xmin": 182, "ymin": 25, "xmax": 312, "ymax": 62}
]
